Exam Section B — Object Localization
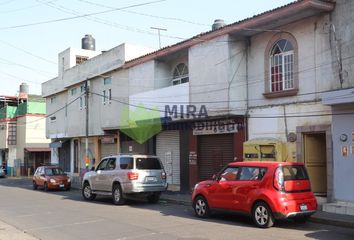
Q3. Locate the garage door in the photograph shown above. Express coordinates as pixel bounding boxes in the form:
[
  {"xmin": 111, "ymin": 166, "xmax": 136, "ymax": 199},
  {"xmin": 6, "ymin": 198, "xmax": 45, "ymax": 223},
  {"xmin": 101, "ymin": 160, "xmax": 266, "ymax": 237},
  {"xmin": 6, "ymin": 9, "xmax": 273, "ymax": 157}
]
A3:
[
  {"xmin": 156, "ymin": 130, "xmax": 180, "ymax": 185},
  {"xmin": 101, "ymin": 142, "xmax": 118, "ymax": 158},
  {"xmin": 198, "ymin": 134, "xmax": 234, "ymax": 181}
]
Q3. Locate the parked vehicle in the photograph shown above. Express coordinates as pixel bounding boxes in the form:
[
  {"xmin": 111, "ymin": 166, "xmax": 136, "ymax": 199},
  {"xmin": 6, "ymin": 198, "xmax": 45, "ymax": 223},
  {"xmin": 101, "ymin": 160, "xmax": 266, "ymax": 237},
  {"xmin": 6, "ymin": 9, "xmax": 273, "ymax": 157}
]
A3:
[
  {"xmin": 33, "ymin": 166, "xmax": 71, "ymax": 191},
  {"xmin": 0, "ymin": 167, "xmax": 5, "ymax": 178},
  {"xmin": 82, "ymin": 154, "xmax": 168, "ymax": 205},
  {"xmin": 192, "ymin": 161, "xmax": 317, "ymax": 228}
]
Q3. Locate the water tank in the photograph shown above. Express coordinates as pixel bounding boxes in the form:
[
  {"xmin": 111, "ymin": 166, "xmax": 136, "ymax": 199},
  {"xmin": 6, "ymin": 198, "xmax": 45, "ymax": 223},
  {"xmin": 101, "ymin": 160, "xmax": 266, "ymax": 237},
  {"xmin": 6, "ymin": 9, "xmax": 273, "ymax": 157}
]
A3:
[
  {"xmin": 19, "ymin": 83, "xmax": 29, "ymax": 94},
  {"xmin": 212, "ymin": 19, "xmax": 226, "ymax": 31},
  {"xmin": 81, "ymin": 34, "xmax": 96, "ymax": 50}
]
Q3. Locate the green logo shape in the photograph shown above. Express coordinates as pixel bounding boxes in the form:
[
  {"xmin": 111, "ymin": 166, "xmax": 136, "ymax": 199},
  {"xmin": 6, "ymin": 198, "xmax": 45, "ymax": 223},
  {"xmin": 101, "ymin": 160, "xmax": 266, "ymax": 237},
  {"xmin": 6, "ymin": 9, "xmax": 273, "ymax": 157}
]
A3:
[{"xmin": 120, "ymin": 104, "xmax": 162, "ymax": 144}]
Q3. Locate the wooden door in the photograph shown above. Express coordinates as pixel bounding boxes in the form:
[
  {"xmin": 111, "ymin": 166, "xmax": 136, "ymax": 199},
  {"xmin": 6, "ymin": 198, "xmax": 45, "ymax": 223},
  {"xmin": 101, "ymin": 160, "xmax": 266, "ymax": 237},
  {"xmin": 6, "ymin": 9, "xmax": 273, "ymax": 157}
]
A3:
[{"xmin": 304, "ymin": 133, "xmax": 327, "ymax": 194}]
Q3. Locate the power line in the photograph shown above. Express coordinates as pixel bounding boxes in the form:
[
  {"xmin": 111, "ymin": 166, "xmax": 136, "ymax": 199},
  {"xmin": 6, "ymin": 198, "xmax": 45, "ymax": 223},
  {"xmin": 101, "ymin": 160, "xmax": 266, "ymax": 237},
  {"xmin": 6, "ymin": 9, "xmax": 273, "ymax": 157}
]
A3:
[
  {"xmin": 0, "ymin": 0, "xmax": 166, "ymax": 30},
  {"xmin": 0, "ymin": 0, "xmax": 58, "ymax": 14},
  {"xmin": 0, "ymin": 39, "xmax": 57, "ymax": 65},
  {"xmin": 76, "ymin": 0, "xmax": 209, "ymax": 27}
]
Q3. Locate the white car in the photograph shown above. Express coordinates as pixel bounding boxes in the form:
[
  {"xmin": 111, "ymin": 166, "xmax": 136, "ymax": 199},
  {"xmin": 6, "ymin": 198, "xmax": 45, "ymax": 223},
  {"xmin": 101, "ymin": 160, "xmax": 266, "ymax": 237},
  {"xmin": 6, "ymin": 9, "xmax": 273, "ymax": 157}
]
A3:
[{"xmin": 82, "ymin": 154, "xmax": 168, "ymax": 205}]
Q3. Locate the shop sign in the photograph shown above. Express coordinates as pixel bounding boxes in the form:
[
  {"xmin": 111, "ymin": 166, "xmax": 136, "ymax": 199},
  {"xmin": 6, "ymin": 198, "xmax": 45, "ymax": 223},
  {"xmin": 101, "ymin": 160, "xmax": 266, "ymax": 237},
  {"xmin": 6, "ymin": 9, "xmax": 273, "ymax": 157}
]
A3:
[
  {"xmin": 189, "ymin": 151, "xmax": 197, "ymax": 165},
  {"xmin": 101, "ymin": 136, "xmax": 115, "ymax": 144},
  {"xmin": 193, "ymin": 120, "xmax": 239, "ymax": 135}
]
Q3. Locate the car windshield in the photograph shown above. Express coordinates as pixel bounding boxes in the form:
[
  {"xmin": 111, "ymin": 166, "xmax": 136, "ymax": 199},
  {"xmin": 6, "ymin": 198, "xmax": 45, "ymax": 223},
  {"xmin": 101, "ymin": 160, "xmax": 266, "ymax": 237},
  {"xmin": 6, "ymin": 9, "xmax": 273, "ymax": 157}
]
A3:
[
  {"xmin": 135, "ymin": 158, "xmax": 162, "ymax": 170},
  {"xmin": 45, "ymin": 168, "xmax": 65, "ymax": 176}
]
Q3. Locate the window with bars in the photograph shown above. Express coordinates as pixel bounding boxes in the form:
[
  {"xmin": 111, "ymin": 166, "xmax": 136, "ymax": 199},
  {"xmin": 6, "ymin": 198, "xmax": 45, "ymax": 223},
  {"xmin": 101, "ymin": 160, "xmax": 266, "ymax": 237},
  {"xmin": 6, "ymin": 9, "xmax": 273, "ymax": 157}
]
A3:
[
  {"xmin": 80, "ymin": 95, "xmax": 87, "ymax": 109},
  {"xmin": 269, "ymin": 39, "xmax": 294, "ymax": 93},
  {"xmin": 7, "ymin": 123, "xmax": 16, "ymax": 145},
  {"xmin": 102, "ymin": 89, "xmax": 111, "ymax": 104},
  {"xmin": 172, "ymin": 63, "xmax": 189, "ymax": 85}
]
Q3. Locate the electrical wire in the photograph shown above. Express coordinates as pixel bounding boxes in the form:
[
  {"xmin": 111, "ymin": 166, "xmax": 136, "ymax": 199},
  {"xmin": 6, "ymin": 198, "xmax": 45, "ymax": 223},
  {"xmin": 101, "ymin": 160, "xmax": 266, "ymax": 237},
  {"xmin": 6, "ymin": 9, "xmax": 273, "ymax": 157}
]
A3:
[
  {"xmin": 76, "ymin": 0, "xmax": 209, "ymax": 27},
  {"xmin": 0, "ymin": 0, "xmax": 166, "ymax": 30}
]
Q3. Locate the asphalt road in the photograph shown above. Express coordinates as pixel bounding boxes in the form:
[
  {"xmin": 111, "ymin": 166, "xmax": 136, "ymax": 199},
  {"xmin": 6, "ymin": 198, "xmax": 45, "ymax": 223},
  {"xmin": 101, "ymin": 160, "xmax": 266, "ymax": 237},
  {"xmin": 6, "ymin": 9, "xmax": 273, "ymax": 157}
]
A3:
[{"xmin": 0, "ymin": 178, "xmax": 354, "ymax": 240}]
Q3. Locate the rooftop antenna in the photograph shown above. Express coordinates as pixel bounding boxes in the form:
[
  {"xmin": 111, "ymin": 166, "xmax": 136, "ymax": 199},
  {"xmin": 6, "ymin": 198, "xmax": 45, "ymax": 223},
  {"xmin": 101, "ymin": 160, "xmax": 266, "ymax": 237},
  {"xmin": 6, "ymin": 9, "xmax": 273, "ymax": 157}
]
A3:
[{"xmin": 151, "ymin": 27, "xmax": 167, "ymax": 49}]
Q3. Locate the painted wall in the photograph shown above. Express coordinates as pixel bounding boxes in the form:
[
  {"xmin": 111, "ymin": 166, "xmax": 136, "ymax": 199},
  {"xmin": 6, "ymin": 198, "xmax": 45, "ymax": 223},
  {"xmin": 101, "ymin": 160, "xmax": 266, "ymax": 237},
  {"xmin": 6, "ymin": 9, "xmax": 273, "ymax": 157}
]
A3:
[
  {"xmin": 329, "ymin": 0, "xmax": 354, "ymax": 89},
  {"xmin": 189, "ymin": 35, "xmax": 232, "ymax": 117},
  {"xmin": 129, "ymin": 83, "xmax": 190, "ymax": 120},
  {"xmin": 332, "ymin": 104, "xmax": 354, "ymax": 202},
  {"xmin": 248, "ymin": 15, "xmax": 333, "ymax": 108}
]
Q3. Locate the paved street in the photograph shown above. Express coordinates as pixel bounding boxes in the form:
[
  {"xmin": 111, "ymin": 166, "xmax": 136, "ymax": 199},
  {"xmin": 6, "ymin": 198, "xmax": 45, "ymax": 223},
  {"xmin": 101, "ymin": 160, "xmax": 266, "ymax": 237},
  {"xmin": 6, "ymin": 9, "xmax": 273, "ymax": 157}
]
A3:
[{"xmin": 0, "ymin": 178, "xmax": 354, "ymax": 240}]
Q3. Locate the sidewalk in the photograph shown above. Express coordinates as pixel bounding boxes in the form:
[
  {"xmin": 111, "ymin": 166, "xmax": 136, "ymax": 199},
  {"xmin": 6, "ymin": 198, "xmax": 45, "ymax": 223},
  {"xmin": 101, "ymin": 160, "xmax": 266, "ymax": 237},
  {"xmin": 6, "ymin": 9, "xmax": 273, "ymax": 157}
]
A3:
[
  {"xmin": 0, "ymin": 220, "xmax": 38, "ymax": 240},
  {"xmin": 160, "ymin": 191, "xmax": 354, "ymax": 229}
]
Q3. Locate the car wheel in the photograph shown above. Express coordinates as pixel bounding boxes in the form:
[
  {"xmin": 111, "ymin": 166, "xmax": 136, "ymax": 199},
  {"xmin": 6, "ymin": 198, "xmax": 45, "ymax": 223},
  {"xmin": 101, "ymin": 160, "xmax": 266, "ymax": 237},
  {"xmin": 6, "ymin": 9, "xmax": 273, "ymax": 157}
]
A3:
[
  {"xmin": 82, "ymin": 182, "xmax": 96, "ymax": 200},
  {"xmin": 44, "ymin": 182, "xmax": 48, "ymax": 192},
  {"xmin": 66, "ymin": 187, "xmax": 71, "ymax": 191},
  {"xmin": 193, "ymin": 196, "xmax": 210, "ymax": 218},
  {"xmin": 147, "ymin": 192, "xmax": 161, "ymax": 203},
  {"xmin": 252, "ymin": 201, "xmax": 274, "ymax": 228},
  {"xmin": 112, "ymin": 184, "xmax": 125, "ymax": 205},
  {"xmin": 294, "ymin": 216, "xmax": 310, "ymax": 223},
  {"xmin": 33, "ymin": 181, "xmax": 37, "ymax": 190}
]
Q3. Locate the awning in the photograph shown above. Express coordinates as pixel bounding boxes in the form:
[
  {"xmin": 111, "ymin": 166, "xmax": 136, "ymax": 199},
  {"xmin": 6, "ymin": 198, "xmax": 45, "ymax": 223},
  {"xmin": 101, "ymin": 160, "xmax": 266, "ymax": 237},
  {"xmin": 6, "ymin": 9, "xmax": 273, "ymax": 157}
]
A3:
[
  {"xmin": 25, "ymin": 148, "xmax": 51, "ymax": 152},
  {"xmin": 322, "ymin": 88, "xmax": 354, "ymax": 105}
]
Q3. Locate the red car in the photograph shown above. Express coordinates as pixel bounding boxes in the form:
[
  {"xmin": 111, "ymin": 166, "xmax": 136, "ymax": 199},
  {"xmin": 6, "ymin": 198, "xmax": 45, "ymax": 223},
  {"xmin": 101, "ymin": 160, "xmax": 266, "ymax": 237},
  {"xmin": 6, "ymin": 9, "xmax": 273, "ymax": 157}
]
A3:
[
  {"xmin": 33, "ymin": 166, "xmax": 71, "ymax": 191},
  {"xmin": 192, "ymin": 161, "xmax": 317, "ymax": 228}
]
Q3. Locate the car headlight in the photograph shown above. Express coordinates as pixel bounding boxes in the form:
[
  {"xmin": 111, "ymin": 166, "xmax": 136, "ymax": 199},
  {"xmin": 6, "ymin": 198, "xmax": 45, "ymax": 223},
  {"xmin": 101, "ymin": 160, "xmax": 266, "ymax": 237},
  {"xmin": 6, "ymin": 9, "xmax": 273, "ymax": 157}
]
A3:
[
  {"xmin": 194, "ymin": 183, "xmax": 199, "ymax": 190},
  {"xmin": 67, "ymin": 178, "xmax": 71, "ymax": 182},
  {"xmin": 50, "ymin": 179, "xmax": 56, "ymax": 183}
]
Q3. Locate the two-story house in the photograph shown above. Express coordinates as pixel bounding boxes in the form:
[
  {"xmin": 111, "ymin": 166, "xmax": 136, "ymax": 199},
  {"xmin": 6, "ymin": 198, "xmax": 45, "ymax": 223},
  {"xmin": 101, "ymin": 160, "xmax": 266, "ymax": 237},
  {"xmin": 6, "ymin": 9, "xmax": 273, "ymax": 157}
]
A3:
[
  {"xmin": 43, "ymin": 0, "xmax": 354, "ymax": 213},
  {"xmin": 0, "ymin": 83, "xmax": 50, "ymax": 176},
  {"xmin": 42, "ymin": 35, "xmax": 156, "ymax": 180}
]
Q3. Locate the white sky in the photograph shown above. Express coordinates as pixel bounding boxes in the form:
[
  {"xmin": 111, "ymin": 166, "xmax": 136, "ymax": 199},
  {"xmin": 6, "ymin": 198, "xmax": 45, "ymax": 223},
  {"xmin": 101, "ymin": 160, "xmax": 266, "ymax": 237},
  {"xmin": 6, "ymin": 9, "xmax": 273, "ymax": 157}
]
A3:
[{"xmin": 0, "ymin": 0, "xmax": 294, "ymax": 96}]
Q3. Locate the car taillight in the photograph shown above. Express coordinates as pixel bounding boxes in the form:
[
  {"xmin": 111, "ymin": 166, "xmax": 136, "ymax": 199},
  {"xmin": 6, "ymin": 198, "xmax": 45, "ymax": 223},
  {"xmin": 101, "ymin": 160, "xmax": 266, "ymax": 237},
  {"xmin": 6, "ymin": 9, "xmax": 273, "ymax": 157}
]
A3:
[
  {"xmin": 127, "ymin": 172, "xmax": 139, "ymax": 180},
  {"xmin": 274, "ymin": 167, "xmax": 284, "ymax": 191},
  {"xmin": 161, "ymin": 171, "xmax": 166, "ymax": 180}
]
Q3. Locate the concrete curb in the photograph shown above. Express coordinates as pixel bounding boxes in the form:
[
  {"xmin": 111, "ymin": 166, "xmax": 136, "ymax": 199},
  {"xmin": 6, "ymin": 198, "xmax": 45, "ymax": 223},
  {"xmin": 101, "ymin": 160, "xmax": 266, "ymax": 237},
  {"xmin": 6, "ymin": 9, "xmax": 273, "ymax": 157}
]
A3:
[{"xmin": 309, "ymin": 216, "xmax": 354, "ymax": 229}]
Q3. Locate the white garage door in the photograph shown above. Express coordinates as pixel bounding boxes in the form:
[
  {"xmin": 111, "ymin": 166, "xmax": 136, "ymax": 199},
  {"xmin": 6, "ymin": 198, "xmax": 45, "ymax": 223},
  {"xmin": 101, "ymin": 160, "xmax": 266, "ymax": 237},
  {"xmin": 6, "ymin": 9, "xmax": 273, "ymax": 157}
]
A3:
[{"xmin": 156, "ymin": 130, "xmax": 180, "ymax": 186}]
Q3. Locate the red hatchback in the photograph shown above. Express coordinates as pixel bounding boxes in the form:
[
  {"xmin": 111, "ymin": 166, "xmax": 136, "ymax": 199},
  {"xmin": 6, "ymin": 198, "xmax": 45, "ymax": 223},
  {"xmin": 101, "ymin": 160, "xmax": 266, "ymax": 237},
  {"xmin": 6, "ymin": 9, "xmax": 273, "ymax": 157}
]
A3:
[
  {"xmin": 33, "ymin": 166, "xmax": 71, "ymax": 191},
  {"xmin": 192, "ymin": 161, "xmax": 317, "ymax": 228}
]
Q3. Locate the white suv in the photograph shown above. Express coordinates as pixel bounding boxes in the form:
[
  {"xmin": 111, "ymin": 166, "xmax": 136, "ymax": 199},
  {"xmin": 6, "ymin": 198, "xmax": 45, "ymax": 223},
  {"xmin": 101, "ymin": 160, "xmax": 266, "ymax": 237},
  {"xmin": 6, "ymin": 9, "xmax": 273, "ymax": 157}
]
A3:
[{"xmin": 82, "ymin": 154, "xmax": 168, "ymax": 205}]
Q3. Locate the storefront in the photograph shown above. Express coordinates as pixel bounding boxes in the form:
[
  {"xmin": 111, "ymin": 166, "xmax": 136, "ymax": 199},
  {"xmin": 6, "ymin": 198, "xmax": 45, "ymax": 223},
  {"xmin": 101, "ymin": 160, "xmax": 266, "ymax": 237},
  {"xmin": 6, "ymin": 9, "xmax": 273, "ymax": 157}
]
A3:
[{"xmin": 188, "ymin": 117, "xmax": 245, "ymax": 190}]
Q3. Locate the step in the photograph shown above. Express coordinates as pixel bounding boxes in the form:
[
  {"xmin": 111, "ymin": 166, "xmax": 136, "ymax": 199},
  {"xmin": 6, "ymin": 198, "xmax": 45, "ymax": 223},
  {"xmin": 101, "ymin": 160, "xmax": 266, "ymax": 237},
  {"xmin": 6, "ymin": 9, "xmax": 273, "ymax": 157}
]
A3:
[{"xmin": 322, "ymin": 201, "xmax": 354, "ymax": 216}]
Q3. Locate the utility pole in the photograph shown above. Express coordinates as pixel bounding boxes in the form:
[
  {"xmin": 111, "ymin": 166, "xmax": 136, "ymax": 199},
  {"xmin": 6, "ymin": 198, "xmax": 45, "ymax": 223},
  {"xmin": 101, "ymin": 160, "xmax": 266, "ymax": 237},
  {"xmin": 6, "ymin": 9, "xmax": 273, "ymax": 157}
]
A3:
[
  {"xmin": 85, "ymin": 80, "xmax": 89, "ymax": 170},
  {"xmin": 151, "ymin": 27, "xmax": 167, "ymax": 49}
]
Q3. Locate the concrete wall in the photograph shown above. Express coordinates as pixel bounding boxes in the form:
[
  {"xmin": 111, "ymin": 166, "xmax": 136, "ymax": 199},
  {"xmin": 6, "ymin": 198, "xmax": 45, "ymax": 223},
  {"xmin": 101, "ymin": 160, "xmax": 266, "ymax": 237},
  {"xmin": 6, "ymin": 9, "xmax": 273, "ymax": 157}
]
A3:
[
  {"xmin": 129, "ymin": 83, "xmax": 190, "ymax": 120},
  {"xmin": 332, "ymin": 104, "xmax": 354, "ymax": 202},
  {"xmin": 189, "ymin": 35, "xmax": 232, "ymax": 116},
  {"xmin": 329, "ymin": 0, "xmax": 354, "ymax": 89},
  {"xmin": 0, "ymin": 123, "xmax": 7, "ymax": 149},
  {"xmin": 46, "ymin": 91, "xmax": 69, "ymax": 139},
  {"xmin": 248, "ymin": 15, "xmax": 333, "ymax": 108},
  {"xmin": 43, "ymin": 43, "xmax": 155, "ymax": 98}
]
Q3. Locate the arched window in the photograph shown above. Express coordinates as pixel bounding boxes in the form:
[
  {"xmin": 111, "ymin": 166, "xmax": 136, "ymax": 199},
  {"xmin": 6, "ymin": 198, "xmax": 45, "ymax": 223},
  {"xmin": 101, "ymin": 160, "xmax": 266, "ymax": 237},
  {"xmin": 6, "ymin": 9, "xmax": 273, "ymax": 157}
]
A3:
[
  {"xmin": 172, "ymin": 63, "xmax": 189, "ymax": 85},
  {"xmin": 269, "ymin": 39, "xmax": 294, "ymax": 92}
]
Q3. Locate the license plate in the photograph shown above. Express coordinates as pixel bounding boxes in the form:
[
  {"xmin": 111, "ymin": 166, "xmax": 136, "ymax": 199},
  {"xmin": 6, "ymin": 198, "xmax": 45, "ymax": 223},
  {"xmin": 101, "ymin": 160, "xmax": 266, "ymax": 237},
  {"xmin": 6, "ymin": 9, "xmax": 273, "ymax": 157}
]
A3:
[
  {"xmin": 59, "ymin": 184, "xmax": 64, "ymax": 188},
  {"xmin": 300, "ymin": 204, "xmax": 308, "ymax": 211},
  {"xmin": 146, "ymin": 176, "xmax": 157, "ymax": 182}
]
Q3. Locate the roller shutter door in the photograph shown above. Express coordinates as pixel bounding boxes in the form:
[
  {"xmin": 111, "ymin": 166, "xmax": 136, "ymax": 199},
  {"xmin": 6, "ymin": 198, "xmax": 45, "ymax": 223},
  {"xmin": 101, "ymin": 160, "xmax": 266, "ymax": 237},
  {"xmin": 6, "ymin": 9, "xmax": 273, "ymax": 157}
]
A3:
[
  {"xmin": 100, "ymin": 142, "xmax": 118, "ymax": 158},
  {"xmin": 198, "ymin": 134, "xmax": 234, "ymax": 181},
  {"xmin": 156, "ymin": 130, "xmax": 180, "ymax": 185}
]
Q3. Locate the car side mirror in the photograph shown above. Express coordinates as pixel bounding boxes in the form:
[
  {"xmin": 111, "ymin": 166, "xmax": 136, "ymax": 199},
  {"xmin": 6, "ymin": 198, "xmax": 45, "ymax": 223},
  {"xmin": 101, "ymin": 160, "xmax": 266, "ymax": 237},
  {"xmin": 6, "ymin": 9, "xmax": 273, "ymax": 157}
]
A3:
[
  {"xmin": 90, "ymin": 166, "xmax": 95, "ymax": 171},
  {"xmin": 212, "ymin": 174, "xmax": 217, "ymax": 181}
]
